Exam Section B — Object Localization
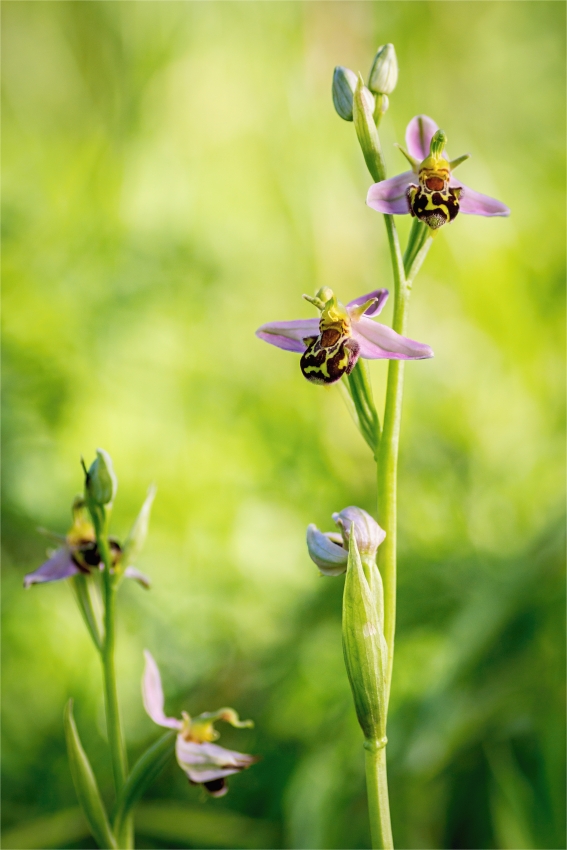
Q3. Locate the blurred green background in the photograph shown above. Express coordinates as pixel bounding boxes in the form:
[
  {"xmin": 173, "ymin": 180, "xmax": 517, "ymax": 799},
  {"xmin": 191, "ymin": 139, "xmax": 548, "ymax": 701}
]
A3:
[{"xmin": 2, "ymin": 2, "xmax": 565, "ymax": 848}]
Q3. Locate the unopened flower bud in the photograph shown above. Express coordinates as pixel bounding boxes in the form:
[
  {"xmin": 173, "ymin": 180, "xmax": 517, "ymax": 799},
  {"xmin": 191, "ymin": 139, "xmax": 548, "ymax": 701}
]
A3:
[
  {"xmin": 368, "ymin": 43, "xmax": 398, "ymax": 96},
  {"xmin": 332, "ymin": 65, "xmax": 375, "ymax": 122},
  {"xmin": 84, "ymin": 448, "xmax": 117, "ymax": 508},
  {"xmin": 332, "ymin": 507, "xmax": 385, "ymax": 560}
]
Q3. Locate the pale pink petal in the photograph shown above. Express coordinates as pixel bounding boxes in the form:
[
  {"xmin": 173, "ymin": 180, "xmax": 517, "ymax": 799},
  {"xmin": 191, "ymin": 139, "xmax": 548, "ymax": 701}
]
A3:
[
  {"xmin": 347, "ymin": 289, "xmax": 389, "ymax": 317},
  {"xmin": 354, "ymin": 317, "xmax": 433, "ymax": 360},
  {"xmin": 176, "ymin": 738, "xmax": 256, "ymax": 784},
  {"xmin": 406, "ymin": 115, "xmax": 439, "ymax": 161},
  {"xmin": 124, "ymin": 566, "xmax": 151, "ymax": 589},
  {"xmin": 142, "ymin": 650, "xmax": 182, "ymax": 730},
  {"xmin": 256, "ymin": 319, "xmax": 320, "ymax": 353},
  {"xmin": 367, "ymin": 172, "xmax": 413, "ymax": 215},
  {"xmin": 24, "ymin": 547, "xmax": 81, "ymax": 588},
  {"xmin": 452, "ymin": 179, "xmax": 510, "ymax": 216},
  {"xmin": 306, "ymin": 524, "xmax": 348, "ymax": 576}
]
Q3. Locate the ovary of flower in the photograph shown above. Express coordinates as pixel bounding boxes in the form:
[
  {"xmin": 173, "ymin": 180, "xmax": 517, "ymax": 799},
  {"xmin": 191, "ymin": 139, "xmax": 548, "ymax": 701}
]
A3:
[
  {"xmin": 141, "ymin": 650, "xmax": 256, "ymax": 797},
  {"xmin": 367, "ymin": 114, "xmax": 510, "ymax": 229}
]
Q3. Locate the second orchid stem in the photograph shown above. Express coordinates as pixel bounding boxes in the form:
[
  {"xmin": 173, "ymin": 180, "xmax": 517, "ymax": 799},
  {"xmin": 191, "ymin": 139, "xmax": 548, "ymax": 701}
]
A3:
[{"xmin": 97, "ymin": 526, "xmax": 133, "ymax": 849}]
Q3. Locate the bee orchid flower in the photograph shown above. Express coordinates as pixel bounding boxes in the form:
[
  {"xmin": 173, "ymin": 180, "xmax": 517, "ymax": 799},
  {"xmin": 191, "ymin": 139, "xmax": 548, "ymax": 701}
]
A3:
[
  {"xmin": 142, "ymin": 650, "xmax": 257, "ymax": 797},
  {"xmin": 367, "ymin": 114, "xmax": 510, "ymax": 230},
  {"xmin": 24, "ymin": 498, "xmax": 150, "ymax": 589},
  {"xmin": 256, "ymin": 287, "xmax": 433, "ymax": 385}
]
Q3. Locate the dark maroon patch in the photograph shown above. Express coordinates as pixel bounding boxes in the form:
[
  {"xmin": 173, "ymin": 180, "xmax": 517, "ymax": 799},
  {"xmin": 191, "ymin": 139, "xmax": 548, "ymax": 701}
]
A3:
[{"xmin": 320, "ymin": 327, "xmax": 341, "ymax": 347}]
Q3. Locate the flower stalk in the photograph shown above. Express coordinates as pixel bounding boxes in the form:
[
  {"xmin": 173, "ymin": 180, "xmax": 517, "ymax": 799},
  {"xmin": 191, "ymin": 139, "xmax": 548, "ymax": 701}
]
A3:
[{"xmin": 82, "ymin": 451, "xmax": 131, "ymax": 848}]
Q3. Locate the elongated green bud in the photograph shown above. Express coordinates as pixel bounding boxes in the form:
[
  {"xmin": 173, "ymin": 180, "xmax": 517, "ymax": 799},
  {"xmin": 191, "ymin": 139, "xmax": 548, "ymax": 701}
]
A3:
[
  {"xmin": 64, "ymin": 700, "xmax": 117, "ymax": 849},
  {"xmin": 84, "ymin": 448, "xmax": 117, "ymax": 508},
  {"xmin": 342, "ymin": 530, "xmax": 388, "ymax": 742},
  {"xmin": 353, "ymin": 76, "xmax": 384, "ymax": 183},
  {"xmin": 368, "ymin": 43, "xmax": 398, "ymax": 95}
]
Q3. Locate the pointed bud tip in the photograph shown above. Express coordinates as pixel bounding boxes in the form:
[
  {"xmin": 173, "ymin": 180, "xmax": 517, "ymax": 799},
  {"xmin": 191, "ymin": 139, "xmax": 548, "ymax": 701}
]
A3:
[
  {"xmin": 368, "ymin": 43, "xmax": 398, "ymax": 95},
  {"xmin": 332, "ymin": 65, "xmax": 357, "ymax": 121},
  {"xmin": 85, "ymin": 448, "xmax": 117, "ymax": 508}
]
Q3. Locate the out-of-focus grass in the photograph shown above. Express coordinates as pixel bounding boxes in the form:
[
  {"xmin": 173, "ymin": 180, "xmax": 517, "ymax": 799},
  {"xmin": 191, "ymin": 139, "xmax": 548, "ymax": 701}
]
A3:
[{"xmin": 2, "ymin": 2, "xmax": 565, "ymax": 848}]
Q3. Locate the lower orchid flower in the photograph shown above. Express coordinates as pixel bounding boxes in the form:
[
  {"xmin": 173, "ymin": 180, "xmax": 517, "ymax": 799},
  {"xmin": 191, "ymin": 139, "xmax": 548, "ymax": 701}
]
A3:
[
  {"xmin": 142, "ymin": 650, "xmax": 257, "ymax": 797},
  {"xmin": 256, "ymin": 287, "xmax": 433, "ymax": 385},
  {"xmin": 367, "ymin": 114, "xmax": 510, "ymax": 230},
  {"xmin": 24, "ymin": 496, "xmax": 150, "ymax": 589}
]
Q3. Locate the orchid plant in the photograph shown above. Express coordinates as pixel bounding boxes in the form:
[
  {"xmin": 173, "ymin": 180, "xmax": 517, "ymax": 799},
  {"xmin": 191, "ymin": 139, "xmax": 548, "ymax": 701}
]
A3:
[
  {"xmin": 24, "ymin": 450, "xmax": 256, "ymax": 849},
  {"xmin": 257, "ymin": 44, "xmax": 509, "ymax": 849}
]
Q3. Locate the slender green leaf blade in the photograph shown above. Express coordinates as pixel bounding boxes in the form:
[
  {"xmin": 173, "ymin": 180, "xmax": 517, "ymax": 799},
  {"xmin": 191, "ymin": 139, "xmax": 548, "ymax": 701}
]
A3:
[
  {"xmin": 113, "ymin": 731, "xmax": 176, "ymax": 836},
  {"xmin": 64, "ymin": 700, "xmax": 117, "ymax": 850}
]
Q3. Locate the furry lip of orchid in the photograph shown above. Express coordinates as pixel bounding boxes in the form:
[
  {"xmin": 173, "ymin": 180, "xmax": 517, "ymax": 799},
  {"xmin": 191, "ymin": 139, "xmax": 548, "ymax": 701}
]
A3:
[
  {"xmin": 256, "ymin": 287, "xmax": 433, "ymax": 385},
  {"xmin": 142, "ymin": 650, "xmax": 257, "ymax": 798},
  {"xmin": 367, "ymin": 114, "xmax": 510, "ymax": 230}
]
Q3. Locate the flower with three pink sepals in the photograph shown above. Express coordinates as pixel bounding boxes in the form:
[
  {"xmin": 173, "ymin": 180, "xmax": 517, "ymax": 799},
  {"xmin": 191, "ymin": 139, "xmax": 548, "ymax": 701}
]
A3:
[
  {"xmin": 367, "ymin": 114, "xmax": 510, "ymax": 229},
  {"xmin": 256, "ymin": 287, "xmax": 433, "ymax": 385},
  {"xmin": 142, "ymin": 650, "xmax": 257, "ymax": 798}
]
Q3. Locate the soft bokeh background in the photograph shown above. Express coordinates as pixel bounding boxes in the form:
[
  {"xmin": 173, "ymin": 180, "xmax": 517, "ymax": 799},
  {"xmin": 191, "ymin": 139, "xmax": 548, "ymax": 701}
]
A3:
[{"xmin": 2, "ymin": 2, "xmax": 565, "ymax": 848}]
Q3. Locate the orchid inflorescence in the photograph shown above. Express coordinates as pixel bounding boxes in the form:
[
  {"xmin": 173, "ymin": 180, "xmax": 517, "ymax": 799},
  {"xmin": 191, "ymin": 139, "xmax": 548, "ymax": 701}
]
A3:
[{"xmin": 255, "ymin": 42, "xmax": 509, "ymax": 850}]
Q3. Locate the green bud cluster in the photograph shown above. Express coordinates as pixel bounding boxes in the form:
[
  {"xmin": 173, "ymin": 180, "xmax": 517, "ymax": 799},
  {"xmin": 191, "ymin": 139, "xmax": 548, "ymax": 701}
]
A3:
[{"xmin": 332, "ymin": 44, "xmax": 398, "ymax": 128}]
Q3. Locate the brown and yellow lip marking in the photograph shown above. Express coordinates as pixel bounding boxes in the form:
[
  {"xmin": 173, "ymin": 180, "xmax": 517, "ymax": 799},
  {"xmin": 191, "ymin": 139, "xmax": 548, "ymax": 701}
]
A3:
[{"xmin": 407, "ymin": 180, "xmax": 461, "ymax": 230}]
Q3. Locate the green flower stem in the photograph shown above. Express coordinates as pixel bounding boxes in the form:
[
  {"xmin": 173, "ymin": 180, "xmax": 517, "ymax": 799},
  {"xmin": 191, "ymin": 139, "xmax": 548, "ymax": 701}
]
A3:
[
  {"xmin": 364, "ymin": 741, "xmax": 393, "ymax": 850},
  {"xmin": 376, "ymin": 291, "xmax": 408, "ymax": 706},
  {"xmin": 353, "ymin": 83, "xmax": 435, "ymax": 848},
  {"xmin": 94, "ymin": 520, "xmax": 132, "ymax": 849}
]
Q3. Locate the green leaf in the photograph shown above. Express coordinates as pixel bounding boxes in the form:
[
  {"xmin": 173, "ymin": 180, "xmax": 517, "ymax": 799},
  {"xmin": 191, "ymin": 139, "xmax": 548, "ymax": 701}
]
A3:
[
  {"xmin": 64, "ymin": 700, "xmax": 117, "ymax": 849},
  {"xmin": 112, "ymin": 731, "xmax": 176, "ymax": 838},
  {"xmin": 0, "ymin": 807, "xmax": 89, "ymax": 849},
  {"xmin": 135, "ymin": 802, "xmax": 279, "ymax": 849}
]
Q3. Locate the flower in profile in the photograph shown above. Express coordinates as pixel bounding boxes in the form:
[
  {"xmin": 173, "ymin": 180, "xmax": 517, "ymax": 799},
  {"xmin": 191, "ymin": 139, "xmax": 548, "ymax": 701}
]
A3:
[
  {"xmin": 256, "ymin": 288, "xmax": 432, "ymax": 385},
  {"xmin": 24, "ymin": 497, "xmax": 150, "ymax": 589},
  {"xmin": 367, "ymin": 114, "xmax": 510, "ymax": 230},
  {"xmin": 142, "ymin": 650, "xmax": 257, "ymax": 797},
  {"xmin": 307, "ymin": 506, "xmax": 386, "ymax": 576}
]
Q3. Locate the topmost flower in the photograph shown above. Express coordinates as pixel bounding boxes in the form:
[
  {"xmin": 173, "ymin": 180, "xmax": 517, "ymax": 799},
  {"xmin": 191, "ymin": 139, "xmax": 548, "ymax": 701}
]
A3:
[{"xmin": 367, "ymin": 115, "xmax": 510, "ymax": 230}]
